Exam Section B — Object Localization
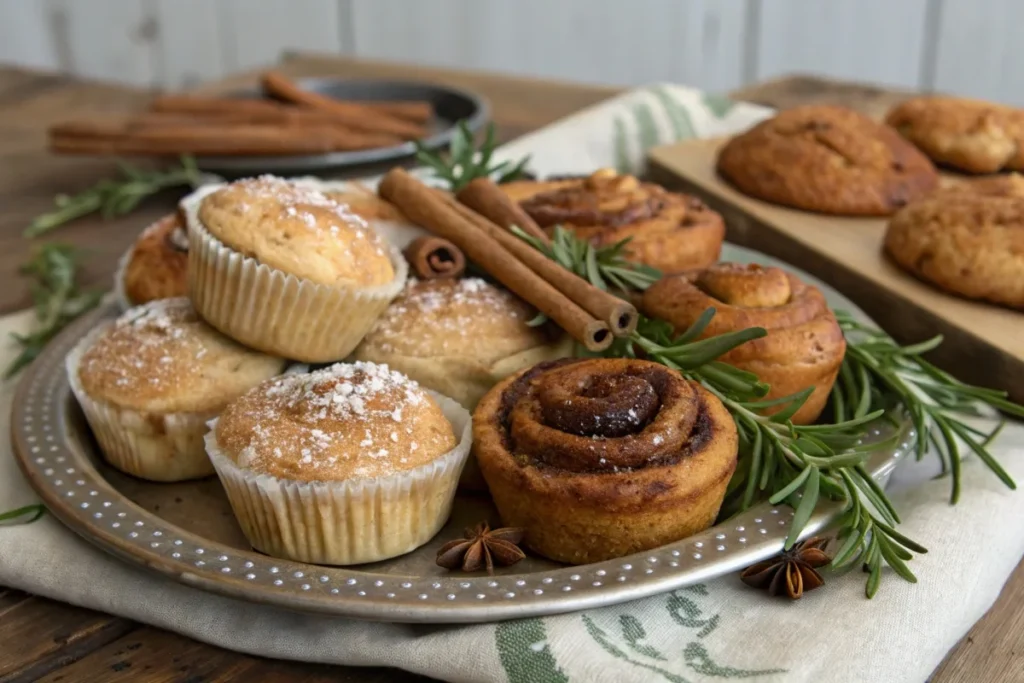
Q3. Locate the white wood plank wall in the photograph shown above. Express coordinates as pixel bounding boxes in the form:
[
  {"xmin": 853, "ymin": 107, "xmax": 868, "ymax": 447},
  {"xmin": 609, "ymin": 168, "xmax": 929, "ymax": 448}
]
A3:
[{"xmin": 0, "ymin": 0, "xmax": 1020, "ymax": 104}]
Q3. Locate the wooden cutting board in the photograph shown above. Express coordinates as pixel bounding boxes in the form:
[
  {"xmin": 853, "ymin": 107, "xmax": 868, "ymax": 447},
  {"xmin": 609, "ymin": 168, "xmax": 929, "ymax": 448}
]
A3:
[{"xmin": 647, "ymin": 136, "xmax": 1024, "ymax": 404}]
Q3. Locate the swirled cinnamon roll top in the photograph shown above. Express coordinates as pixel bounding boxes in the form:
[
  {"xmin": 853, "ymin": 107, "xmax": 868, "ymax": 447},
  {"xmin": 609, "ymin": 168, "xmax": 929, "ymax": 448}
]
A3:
[
  {"xmin": 500, "ymin": 169, "xmax": 724, "ymax": 273},
  {"xmin": 642, "ymin": 263, "xmax": 846, "ymax": 424},
  {"xmin": 497, "ymin": 358, "xmax": 711, "ymax": 474}
]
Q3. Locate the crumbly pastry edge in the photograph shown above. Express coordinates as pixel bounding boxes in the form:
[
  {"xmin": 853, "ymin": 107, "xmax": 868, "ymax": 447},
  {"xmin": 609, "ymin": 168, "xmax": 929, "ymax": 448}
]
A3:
[
  {"xmin": 181, "ymin": 180, "xmax": 409, "ymax": 363},
  {"xmin": 204, "ymin": 390, "xmax": 472, "ymax": 565},
  {"xmin": 65, "ymin": 323, "xmax": 217, "ymax": 482},
  {"xmin": 112, "ymin": 241, "xmax": 136, "ymax": 312}
]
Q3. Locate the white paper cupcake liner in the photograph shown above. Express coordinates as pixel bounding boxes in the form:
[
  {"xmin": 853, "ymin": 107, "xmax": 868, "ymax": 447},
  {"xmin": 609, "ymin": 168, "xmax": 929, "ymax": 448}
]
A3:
[
  {"xmin": 182, "ymin": 181, "xmax": 409, "ymax": 363},
  {"xmin": 206, "ymin": 392, "xmax": 472, "ymax": 565},
  {"xmin": 66, "ymin": 325, "xmax": 217, "ymax": 482}
]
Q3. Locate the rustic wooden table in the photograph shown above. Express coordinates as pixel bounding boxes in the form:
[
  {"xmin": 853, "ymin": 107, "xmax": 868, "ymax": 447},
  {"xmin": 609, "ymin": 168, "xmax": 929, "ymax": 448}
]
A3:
[{"xmin": 0, "ymin": 55, "xmax": 1019, "ymax": 683}]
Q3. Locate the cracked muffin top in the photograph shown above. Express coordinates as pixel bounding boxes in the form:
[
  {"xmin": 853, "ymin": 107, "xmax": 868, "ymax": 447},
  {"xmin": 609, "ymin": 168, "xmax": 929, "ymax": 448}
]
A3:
[{"xmin": 716, "ymin": 105, "xmax": 938, "ymax": 216}]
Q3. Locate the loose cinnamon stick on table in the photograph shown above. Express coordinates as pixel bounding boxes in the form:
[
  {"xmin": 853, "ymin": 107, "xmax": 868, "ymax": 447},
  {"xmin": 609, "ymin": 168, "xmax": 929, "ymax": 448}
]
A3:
[
  {"xmin": 379, "ymin": 168, "xmax": 612, "ymax": 352},
  {"xmin": 261, "ymin": 71, "xmax": 427, "ymax": 140},
  {"xmin": 403, "ymin": 236, "xmax": 466, "ymax": 280},
  {"xmin": 444, "ymin": 191, "xmax": 637, "ymax": 336},
  {"xmin": 456, "ymin": 177, "xmax": 550, "ymax": 244}
]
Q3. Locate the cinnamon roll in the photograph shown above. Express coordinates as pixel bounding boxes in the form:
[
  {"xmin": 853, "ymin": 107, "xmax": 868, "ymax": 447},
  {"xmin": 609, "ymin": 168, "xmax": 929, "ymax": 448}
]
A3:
[
  {"xmin": 473, "ymin": 358, "xmax": 738, "ymax": 564},
  {"xmin": 642, "ymin": 263, "xmax": 846, "ymax": 425},
  {"xmin": 500, "ymin": 169, "xmax": 725, "ymax": 274}
]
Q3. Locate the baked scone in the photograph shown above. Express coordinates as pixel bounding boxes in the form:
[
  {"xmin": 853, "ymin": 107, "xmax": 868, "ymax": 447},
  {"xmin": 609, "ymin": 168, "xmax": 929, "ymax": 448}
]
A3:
[
  {"xmin": 886, "ymin": 96, "xmax": 1024, "ymax": 174},
  {"xmin": 323, "ymin": 182, "xmax": 410, "ymax": 224},
  {"xmin": 66, "ymin": 298, "xmax": 288, "ymax": 481},
  {"xmin": 207, "ymin": 361, "xmax": 471, "ymax": 565},
  {"xmin": 473, "ymin": 358, "xmax": 738, "ymax": 564},
  {"xmin": 641, "ymin": 263, "xmax": 846, "ymax": 424},
  {"xmin": 717, "ymin": 105, "xmax": 939, "ymax": 216},
  {"xmin": 500, "ymin": 169, "xmax": 725, "ymax": 273},
  {"xmin": 185, "ymin": 176, "xmax": 407, "ymax": 362},
  {"xmin": 884, "ymin": 176, "xmax": 1024, "ymax": 309},
  {"xmin": 115, "ymin": 212, "xmax": 189, "ymax": 308},
  {"xmin": 351, "ymin": 278, "xmax": 571, "ymax": 409}
]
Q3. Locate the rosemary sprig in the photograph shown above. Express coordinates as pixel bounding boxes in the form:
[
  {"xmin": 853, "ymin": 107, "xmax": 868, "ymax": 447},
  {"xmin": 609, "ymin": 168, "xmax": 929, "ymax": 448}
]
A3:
[
  {"xmin": 0, "ymin": 503, "xmax": 46, "ymax": 525},
  {"xmin": 5, "ymin": 244, "xmax": 102, "ymax": 378},
  {"xmin": 25, "ymin": 155, "xmax": 202, "ymax": 238},
  {"xmin": 834, "ymin": 311, "xmax": 1021, "ymax": 504},
  {"xmin": 415, "ymin": 122, "xmax": 531, "ymax": 191}
]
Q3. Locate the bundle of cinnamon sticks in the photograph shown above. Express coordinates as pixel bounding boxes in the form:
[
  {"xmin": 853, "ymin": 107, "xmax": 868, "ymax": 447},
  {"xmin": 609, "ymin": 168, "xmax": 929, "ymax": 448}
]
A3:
[
  {"xmin": 49, "ymin": 71, "xmax": 433, "ymax": 157},
  {"xmin": 378, "ymin": 169, "xmax": 638, "ymax": 352}
]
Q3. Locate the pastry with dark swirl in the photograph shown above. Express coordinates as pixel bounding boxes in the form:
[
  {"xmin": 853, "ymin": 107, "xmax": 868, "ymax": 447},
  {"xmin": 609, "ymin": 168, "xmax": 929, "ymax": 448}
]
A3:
[
  {"xmin": 473, "ymin": 358, "xmax": 738, "ymax": 564},
  {"xmin": 642, "ymin": 263, "xmax": 846, "ymax": 425},
  {"xmin": 116, "ymin": 212, "xmax": 189, "ymax": 308},
  {"xmin": 500, "ymin": 168, "xmax": 725, "ymax": 273}
]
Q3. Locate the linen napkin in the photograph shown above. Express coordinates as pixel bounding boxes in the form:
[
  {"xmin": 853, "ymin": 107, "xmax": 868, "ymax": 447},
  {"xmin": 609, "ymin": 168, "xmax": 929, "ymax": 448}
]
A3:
[{"xmin": 2, "ymin": 85, "xmax": 1022, "ymax": 683}]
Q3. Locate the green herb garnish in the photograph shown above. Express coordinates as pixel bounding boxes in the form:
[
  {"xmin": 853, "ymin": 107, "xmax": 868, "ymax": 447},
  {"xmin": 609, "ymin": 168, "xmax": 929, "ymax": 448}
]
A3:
[
  {"xmin": 415, "ymin": 122, "xmax": 531, "ymax": 191},
  {"xmin": 0, "ymin": 503, "xmax": 46, "ymax": 525}
]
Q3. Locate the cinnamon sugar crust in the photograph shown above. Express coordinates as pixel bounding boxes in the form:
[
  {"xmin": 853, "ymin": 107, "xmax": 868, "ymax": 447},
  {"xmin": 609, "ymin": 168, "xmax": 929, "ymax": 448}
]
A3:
[
  {"xmin": 717, "ymin": 105, "xmax": 939, "ymax": 216},
  {"xmin": 473, "ymin": 358, "xmax": 737, "ymax": 564},
  {"xmin": 886, "ymin": 96, "xmax": 1024, "ymax": 174},
  {"xmin": 198, "ymin": 176, "xmax": 394, "ymax": 287},
  {"xmin": 121, "ymin": 212, "xmax": 188, "ymax": 305},
  {"xmin": 501, "ymin": 169, "xmax": 724, "ymax": 273},
  {"xmin": 214, "ymin": 361, "xmax": 457, "ymax": 482},
  {"xmin": 641, "ymin": 263, "xmax": 846, "ymax": 424},
  {"xmin": 76, "ymin": 298, "xmax": 287, "ymax": 413}
]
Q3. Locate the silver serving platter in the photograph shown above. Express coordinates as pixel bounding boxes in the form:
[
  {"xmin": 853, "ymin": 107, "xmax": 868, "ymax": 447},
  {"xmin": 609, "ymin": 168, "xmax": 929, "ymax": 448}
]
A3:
[
  {"xmin": 194, "ymin": 78, "xmax": 489, "ymax": 177},
  {"xmin": 10, "ymin": 244, "xmax": 913, "ymax": 623}
]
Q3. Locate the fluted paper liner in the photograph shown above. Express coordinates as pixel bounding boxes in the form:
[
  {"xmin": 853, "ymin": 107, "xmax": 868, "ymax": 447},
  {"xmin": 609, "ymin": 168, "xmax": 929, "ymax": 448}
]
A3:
[
  {"xmin": 66, "ymin": 325, "xmax": 217, "ymax": 482},
  {"xmin": 205, "ymin": 392, "xmax": 472, "ymax": 566},
  {"xmin": 181, "ymin": 180, "xmax": 408, "ymax": 363}
]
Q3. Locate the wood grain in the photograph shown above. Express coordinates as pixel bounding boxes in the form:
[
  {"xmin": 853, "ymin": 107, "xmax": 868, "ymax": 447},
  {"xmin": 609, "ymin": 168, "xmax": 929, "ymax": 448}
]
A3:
[{"xmin": 647, "ymin": 136, "xmax": 1024, "ymax": 404}]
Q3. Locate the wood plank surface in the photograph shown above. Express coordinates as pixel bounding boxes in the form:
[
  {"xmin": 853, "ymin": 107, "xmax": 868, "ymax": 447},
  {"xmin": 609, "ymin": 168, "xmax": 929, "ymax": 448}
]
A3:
[
  {"xmin": 0, "ymin": 59, "xmax": 1019, "ymax": 683},
  {"xmin": 647, "ymin": 136, "xmax": 1024, "ymax": 404}
]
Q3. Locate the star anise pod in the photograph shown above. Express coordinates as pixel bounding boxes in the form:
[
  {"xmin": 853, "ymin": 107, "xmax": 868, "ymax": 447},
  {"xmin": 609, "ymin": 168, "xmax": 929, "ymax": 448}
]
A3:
[
  {"xmin": 436, "ymin": 522, "xmax": 526, "ymax": 574},
  {"xmin": 739, "ymin": 536, "xmax": 831, "ymax": 599}
]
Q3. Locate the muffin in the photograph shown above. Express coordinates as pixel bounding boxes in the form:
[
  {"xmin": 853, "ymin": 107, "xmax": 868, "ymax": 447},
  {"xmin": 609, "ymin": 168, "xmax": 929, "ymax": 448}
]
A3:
[
  {"xmin": 115, "ymin": 212, "xmax": 189, "ymax": 309},
  {"xmin": 717, "ymin": 105, "xmax": 939, "ymax": 216},
  {"xmin": 886, "ymin": 96, "xmax": 1024, "ymax": 174},
  {"xmin": 206, "ymin": 361, "xmax": 472, "ymax": 565},
  {"xmin": 641, "ymin": 263, "xmax": 846, "ymax": 424},
  {"xmin": 66, "ymin": 298, "xmax": 288, "ymax": 481},
  {"xmin": 884, "ymin": 176, "xmax": 1024, "ymax": 309},
  {"xmin": 351, "ymin": 278, "xmax": 571, "ymax": 410},
  {"xmin": 185, "ymin": 176, "xmax": 408, "ymax": 362},
  {"xmin": 473, "ymin": 358, "xmax": 738, "ymax": 564},
  {"xmin": 500, "ymin": 168, "xmax": 725, "ymax": 273}
]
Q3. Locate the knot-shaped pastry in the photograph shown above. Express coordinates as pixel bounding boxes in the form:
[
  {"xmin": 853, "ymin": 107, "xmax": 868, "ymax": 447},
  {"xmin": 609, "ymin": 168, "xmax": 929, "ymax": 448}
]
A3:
[
  {"xmin": 473, "ymin": 358, "xmax": 738, "ymax": 564},
  {"xmin": 642, "ymin": 263, "xmax": 846, "ymax": 424},
  {"xmin": 500, "ymin": 169, "xmax": 725, "ymax": 274}
]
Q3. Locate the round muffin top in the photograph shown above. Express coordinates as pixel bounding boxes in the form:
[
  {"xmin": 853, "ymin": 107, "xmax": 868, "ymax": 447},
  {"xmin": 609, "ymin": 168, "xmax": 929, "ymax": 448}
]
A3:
[
  {"xmin": 214, "ymin": 361, "xmax": 458, "ymax": 482},
  {"xmin": 198, "ymin": 176, "xmax": 395, "ymax": 287},
  {"xmin": 716, "ymin": 105, "xmax": 938, "ymax": 216},
  {"xmin": 121, "ymin": 212, "xmax": 189, "ymax": 305},
  {"xmin": 357, "ymin": 278, "xmax": 553, "ymax": 362},
  {"xmin": 76, "ymin": 298, "xmax": 287, "ymax": 413}
]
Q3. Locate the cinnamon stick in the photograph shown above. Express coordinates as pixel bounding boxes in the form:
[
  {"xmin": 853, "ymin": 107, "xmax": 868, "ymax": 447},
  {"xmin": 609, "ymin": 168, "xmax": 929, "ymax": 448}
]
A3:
[
  {"xmin": 261, "ymin": 71, "xmax": 426, "ymax": 140},
  {"xmin": 50, "ymin": 120, "xmax": 402, "ymax": 156},
  {"xmin": 403, "ymin": 236, "xmax": 466, "ymax": 279},
  {"xmin": 151, "ymin": 93, "xmax": 425, "ymax": 139},
  {"xmin": 456, "ymin": 177, "xmax": 550, "ymax": 244},
  {"xmin": 379, "ymin": 168, "xmax": 612, "ymax": 351},
  {"xmin": 444, "ymin": 193, "xmax": 637, "ymax": 336}
]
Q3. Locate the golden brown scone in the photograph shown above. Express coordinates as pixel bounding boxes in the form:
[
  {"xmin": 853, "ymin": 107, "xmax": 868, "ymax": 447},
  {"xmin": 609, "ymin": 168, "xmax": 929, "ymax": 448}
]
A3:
[
  {"xmin": 717, "ymin": 105, "xmax": 939, "ymax": 216},
  {"xmin": 120, "ymin": 213, "xmax": 188, "ymax": 306},
  {"xmin": 641, "ymin": 263, "xmax": 846, "ymax": 424},
  {"xmin": 198, "ymin": 176, "xmax": 394, "ymax": 287},
  {"xmin": 886, "ymin": 96, "xmax": 1024, "ymax": 174},
  {"xmin": 501, "ymin": 168, "xmax": 725, "ymax": 273},
  {"xmin": 473, "ymin": 358, "xmax": 738, "ymax": 565},
  {"xmin": 323, "ymin": 182, "xmax": 410, "ymax": 223},
  {"xmin": 884, "ymin": 177, "xmax": 1024, "ymax": 310}
]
